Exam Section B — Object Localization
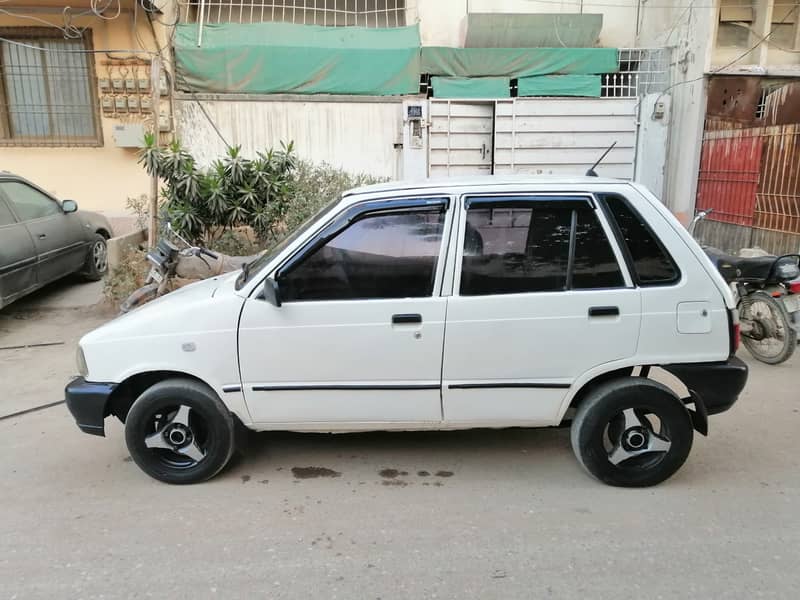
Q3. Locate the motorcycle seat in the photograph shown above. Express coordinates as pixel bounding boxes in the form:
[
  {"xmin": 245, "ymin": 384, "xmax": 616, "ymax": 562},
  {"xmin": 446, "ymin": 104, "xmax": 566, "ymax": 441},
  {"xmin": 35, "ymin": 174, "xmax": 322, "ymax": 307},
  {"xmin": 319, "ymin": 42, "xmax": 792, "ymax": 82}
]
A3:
[{"xmin": 703, "ymin": 247, "xmax": 776, "ymax": 281}]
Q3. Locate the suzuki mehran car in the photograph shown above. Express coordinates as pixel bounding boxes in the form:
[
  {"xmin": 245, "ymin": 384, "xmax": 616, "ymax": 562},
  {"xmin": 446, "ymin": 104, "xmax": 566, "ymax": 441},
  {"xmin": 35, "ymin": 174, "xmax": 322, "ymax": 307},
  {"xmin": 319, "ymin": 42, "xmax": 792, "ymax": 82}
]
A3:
[{"xmin": 65, "ymin": 177, "xmax": 748, "ymax": 487}]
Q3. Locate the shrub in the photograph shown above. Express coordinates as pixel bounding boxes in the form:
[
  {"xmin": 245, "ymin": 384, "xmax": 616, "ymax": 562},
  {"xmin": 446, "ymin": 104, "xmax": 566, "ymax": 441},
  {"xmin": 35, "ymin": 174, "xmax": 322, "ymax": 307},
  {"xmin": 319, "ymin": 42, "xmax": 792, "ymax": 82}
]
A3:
[
  {"xmin": 102, "ymin": 245, "xmax": 148, "ymax": 305},
  {"xmin": 139, "ymin": 134, "xmax": 297, "ymax": 244}
]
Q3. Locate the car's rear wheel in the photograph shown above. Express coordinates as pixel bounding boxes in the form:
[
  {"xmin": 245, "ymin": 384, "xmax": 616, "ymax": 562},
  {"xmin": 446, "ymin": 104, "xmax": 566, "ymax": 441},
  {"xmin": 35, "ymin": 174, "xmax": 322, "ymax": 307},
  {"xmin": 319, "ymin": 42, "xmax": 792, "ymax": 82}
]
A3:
[
  {"xmin": 81, "ymin": 233, "xmax": 108, "ymax": 281},
  {"xmin": 570, "ymin": 377, "xmax": 693, "ymax": 487},
  {"xmin": 125, "ymin": 378, "xmax": 236, "ymax": 484}
]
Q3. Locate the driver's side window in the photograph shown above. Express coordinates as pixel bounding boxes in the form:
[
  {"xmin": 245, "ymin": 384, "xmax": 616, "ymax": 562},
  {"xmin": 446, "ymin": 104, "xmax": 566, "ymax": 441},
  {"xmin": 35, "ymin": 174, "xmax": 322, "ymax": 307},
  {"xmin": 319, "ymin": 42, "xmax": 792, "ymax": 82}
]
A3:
[
  {"xmin": 0, "ymin": 181, "xmax": 61, "ymax": 222},
  {"xmin": 279, "ymin": 207, "xmax": 445, "ymax": 302}
]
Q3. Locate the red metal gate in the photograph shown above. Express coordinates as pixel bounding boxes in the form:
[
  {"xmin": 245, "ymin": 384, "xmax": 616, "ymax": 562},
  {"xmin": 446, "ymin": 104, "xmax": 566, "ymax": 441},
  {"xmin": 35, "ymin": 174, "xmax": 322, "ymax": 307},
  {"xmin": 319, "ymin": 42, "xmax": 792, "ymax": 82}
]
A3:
[{"xmin": 696, "ymin": 129, "xmax": 763, "ymax": 226}]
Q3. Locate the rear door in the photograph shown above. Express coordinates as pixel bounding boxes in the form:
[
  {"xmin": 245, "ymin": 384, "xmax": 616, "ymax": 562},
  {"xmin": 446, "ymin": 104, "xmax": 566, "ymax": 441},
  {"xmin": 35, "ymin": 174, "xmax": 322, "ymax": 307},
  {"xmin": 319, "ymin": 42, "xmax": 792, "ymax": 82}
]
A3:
[
  {"xmin": 0, "ymin": 195, "xmax": 37, "ymax": 307},
  {"xmin": 0, "ymin": 180, "xmax": 86, "ymax": 285},
  {"xmin": 441, "ymin": 193, "xmax": 641, "ymax": 425}
]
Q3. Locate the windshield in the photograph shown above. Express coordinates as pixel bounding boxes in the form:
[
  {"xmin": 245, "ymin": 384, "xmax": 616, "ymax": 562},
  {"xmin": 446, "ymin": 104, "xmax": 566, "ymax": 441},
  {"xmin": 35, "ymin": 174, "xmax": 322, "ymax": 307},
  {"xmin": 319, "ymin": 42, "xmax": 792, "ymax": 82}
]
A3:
[{"xmin": 235, "ymin": 197, "xmax": 341, "ymax": 289}]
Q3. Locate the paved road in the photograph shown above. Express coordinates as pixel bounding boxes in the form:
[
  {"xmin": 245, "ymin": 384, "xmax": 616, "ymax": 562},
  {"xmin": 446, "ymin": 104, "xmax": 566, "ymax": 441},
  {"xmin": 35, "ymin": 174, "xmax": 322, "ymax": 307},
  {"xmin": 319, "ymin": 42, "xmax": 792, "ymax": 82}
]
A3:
[{"xmin": 1, "ymin": 300, "xmax": 799, "ymax": 599}]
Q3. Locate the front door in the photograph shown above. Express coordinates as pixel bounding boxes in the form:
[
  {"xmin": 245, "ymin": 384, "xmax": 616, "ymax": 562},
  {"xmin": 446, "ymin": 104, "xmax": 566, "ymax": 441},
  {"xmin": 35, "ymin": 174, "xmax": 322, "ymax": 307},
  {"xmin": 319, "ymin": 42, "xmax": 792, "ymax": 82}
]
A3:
[
  {"xmin": 0, "ymin": 181, "xmax": 86, "ymax": 285},
  {"xmin": 441, "ymin": 194, "xmax": 641, "ymax": 425},
  {"xmin": 238, "ymin": 197, "xmax": 453, "ymax": 424},
  {"xmin": 429, "ymin": 101, "xmax": 494, "ymax": 176},
  {"xmin": 0, "ymin": 196, "xmax": 37, "ymax": 306}
]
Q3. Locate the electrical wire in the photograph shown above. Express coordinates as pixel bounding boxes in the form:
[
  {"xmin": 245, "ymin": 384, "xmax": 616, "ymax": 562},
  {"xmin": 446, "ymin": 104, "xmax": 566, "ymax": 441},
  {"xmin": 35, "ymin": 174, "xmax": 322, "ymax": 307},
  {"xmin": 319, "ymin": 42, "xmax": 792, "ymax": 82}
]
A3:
[
  {"xmin": 0, "ymin": 35, "xmax": 156, "ymax": 56},
  {"xmin": 651, "ymin": 3, "xmax": 800, "ymax": 117}
]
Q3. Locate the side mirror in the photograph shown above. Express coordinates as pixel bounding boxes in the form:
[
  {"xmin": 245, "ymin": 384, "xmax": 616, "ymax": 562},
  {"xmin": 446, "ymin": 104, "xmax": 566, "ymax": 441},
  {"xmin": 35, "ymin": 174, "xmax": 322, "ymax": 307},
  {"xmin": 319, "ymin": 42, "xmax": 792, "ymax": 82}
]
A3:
[
  {"xmin": 62, "ymin": 199, "xmax": 78, "ymax": 214},
  {"xmin": 262, "ymin": 277, "xmax": 282, "ymax": 307}
]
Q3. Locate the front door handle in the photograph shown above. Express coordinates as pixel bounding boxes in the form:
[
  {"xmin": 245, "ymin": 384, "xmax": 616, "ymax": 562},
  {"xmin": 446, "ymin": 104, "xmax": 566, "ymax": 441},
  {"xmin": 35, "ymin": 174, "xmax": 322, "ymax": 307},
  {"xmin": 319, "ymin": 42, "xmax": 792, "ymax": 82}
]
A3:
[
  {"xmin": 392, "ymin": 313, "xmax": 422, "ymax": 325},
  {"xmin": 588, "ymin": 306, "xmax": 620, "ymax": 317},
  {"xmin": 38, "ymin": 233, "xmax": 47, "ymax": 239}
]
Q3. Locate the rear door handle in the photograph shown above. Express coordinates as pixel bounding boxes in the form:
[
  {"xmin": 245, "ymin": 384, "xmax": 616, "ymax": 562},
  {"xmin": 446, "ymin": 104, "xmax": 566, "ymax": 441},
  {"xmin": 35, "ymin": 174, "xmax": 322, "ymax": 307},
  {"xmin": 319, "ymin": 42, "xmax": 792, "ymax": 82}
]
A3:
[
  {"xmin": 392, "ymin": 313, "xmax": 422, "ymax": 325},
  {"xmin": 38, "ymin": 233, "xmax": 47, "ymax": 239},
  {"xmin": 588, "ymin": 306, "xmax": 619, "ymax": 317}
]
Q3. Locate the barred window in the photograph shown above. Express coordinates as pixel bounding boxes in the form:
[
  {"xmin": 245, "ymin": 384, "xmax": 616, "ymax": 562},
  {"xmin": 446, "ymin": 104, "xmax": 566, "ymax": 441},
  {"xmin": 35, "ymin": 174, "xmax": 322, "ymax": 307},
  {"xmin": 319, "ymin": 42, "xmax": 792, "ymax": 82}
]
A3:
[
  {"xmin": 180, "ymin": 0, "xmax": 408, "ymax": 27},
  {"xmin": 0, "ymin": 30, "xmax": 101, "ymax": 146}
]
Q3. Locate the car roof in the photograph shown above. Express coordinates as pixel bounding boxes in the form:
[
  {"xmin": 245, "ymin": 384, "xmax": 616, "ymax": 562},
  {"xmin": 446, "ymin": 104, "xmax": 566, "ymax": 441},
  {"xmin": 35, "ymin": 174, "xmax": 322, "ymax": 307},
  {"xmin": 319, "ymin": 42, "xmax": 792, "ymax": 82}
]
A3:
[{"xmin": 342, "ymin": 175, "xmax": 630, "ymax": 198}]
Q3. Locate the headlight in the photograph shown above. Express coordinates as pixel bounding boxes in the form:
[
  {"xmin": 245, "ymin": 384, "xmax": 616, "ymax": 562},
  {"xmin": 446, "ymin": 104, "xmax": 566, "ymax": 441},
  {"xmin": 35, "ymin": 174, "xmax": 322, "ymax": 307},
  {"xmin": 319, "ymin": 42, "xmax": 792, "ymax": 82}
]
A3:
[
  {"xmin": 76, "ymin": 346, "xmax": 88, "ymax": 378},
  {"xmin": 775, "ymin": 257, "xmax": 800, "ymax": 281}
]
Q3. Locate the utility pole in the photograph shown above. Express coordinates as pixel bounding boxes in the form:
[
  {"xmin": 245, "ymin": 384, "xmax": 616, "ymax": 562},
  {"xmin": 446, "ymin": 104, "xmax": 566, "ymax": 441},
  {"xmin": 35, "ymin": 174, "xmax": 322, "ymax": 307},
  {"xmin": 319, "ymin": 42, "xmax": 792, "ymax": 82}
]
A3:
[{"xmin": 148, "ymin": 55, "xmax": 161, "ymax": 248}]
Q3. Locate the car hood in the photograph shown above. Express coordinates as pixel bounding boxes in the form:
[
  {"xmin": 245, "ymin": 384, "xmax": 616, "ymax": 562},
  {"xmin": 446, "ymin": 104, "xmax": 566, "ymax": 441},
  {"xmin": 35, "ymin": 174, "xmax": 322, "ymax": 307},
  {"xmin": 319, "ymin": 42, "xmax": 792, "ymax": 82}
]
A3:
[{"xmin": 82, "ymin": 271, "xmax": 241, "ymax": 345}]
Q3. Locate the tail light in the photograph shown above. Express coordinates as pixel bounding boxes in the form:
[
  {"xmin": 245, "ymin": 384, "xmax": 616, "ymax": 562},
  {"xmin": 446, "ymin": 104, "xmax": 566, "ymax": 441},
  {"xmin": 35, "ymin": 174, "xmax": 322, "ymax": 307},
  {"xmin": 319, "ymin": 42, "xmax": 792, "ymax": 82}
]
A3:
[
  {"xmin": 728, "ymin": 308, "xmax": 740, "ymax": 355},
  {"xmin": 789, "ymin": 280, "xmax": 800, "ymax": 295}
]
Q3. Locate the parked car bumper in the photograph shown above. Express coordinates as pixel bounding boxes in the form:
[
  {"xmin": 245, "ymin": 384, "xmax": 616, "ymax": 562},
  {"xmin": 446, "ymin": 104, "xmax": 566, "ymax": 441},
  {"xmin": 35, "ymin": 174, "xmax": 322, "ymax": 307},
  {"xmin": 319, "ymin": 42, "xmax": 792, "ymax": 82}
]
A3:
[
  {"xmin": 663, "ymin": 356, "xmax": 749, "ymax": 416},
  {"xmin": 65, "ymin": 377, "xmax": 117, "ymax": 436}
]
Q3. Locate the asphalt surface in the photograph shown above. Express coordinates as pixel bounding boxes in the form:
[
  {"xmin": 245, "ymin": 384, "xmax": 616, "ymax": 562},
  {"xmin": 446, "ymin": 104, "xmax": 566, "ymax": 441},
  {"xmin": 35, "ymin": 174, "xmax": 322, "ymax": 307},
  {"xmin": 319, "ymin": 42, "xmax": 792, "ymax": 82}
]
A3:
[{"xmin": 1, "ymin": 284, "xmax": 799, "ymax": 599}]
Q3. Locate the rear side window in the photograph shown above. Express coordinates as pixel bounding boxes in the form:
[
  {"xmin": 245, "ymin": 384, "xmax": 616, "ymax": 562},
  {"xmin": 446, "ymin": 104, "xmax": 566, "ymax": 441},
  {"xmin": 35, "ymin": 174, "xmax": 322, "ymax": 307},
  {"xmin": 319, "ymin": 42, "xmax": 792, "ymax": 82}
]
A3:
[
  {"xmin": 600, "ymin": 193, "xmax": 679, "ymax": 286},
  {"xmin": 460, "ymin": 198, "xmax": 624, "ymax": 296}
]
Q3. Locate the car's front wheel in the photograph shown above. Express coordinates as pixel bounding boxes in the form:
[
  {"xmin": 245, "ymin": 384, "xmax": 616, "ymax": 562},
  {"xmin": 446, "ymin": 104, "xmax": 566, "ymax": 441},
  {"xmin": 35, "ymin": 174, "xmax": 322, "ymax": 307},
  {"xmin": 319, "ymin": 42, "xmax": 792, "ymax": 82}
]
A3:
[
  {"xmin": 125, "ymin": 378, "xmax": 236, "ymax": 484},
  {"xmin": 81, "ymin": 233, "xmax": 108, "ymax": 281},
  {"xmin": 570, "ymin": 377, "xmax": 693, "ymax": 487}
]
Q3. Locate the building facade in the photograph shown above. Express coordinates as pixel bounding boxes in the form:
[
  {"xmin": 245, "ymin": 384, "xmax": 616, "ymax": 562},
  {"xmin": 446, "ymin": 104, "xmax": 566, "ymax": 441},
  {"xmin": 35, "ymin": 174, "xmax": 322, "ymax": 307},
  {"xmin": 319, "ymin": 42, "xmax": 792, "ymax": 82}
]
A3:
[{"xmin": 1, "ymin": 1, "xmax": 798, "ymax": 235}]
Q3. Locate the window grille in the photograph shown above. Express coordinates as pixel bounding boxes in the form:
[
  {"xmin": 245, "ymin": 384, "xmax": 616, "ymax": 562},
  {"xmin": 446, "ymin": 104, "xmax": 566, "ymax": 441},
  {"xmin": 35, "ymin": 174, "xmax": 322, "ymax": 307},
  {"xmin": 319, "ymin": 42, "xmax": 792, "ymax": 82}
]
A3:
[
  {"xmin": 180, "ymin": 0, "xmax": 410, "ymax": 28},
  {"xmin": 601, "ymin": 48, "xmax": 671, "ymax": 98},
  {"xmin": 0, "ymin": 29, "xmax": 101, "ymax": 147}
]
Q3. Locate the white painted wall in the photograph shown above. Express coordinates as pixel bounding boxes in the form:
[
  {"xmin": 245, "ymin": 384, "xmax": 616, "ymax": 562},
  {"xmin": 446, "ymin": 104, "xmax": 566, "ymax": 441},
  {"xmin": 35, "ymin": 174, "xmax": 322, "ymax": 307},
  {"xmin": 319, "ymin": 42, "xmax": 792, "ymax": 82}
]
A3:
[
  {"xmin": 174, "ymin": 97, "xmax": 404, "ymax": 179},
  {"xmin": 415, "ymin": 0, "xmax": 638, "ymax": 48},
  {"xmin": 637, "ymin": 4, "xmax": 717, "ymax": 223}
]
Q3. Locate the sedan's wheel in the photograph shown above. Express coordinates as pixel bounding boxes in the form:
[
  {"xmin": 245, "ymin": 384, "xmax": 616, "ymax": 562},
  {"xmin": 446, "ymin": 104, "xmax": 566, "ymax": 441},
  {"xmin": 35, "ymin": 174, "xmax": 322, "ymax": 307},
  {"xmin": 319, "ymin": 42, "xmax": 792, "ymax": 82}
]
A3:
[
  {"xmin": 571, "ymin": 377, "xmax": 693, "ymax": 487},
  {"xmin": 125, "ymin": 379, "xmax": 235, "ymax": 484},
  {"xmin": 81, "ymin": 233, "xmax": 108, "ymax": 281}
]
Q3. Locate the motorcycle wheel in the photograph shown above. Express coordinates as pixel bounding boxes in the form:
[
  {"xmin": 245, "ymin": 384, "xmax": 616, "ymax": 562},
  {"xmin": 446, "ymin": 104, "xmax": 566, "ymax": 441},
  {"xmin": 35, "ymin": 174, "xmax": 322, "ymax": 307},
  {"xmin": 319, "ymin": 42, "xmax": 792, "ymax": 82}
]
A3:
[
  {"xmin": 740, "ymin": 291, "xmax": 797, "ymax": 364},
  {"xmin": 120, "ymin": 282, "xmax": 159, "ymax": 314}
]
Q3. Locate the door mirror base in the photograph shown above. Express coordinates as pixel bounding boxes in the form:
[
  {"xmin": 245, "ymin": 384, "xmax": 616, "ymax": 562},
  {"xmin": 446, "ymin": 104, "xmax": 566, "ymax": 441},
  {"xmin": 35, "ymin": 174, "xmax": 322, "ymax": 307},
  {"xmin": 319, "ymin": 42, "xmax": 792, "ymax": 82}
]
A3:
[
  {"xmin": 62, "ymin": 199, "xmax": 78, "ymax": 213},
  {"xmin": 262, "ymin": 278, "xmax": 282, "ymax": 307}
]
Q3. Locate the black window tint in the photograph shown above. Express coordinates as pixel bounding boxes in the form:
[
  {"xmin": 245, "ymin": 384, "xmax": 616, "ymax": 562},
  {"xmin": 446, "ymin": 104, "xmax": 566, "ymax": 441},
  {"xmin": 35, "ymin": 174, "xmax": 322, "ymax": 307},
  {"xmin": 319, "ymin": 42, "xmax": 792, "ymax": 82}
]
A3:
[
  {"xmin": 460, "ymin": 204, "xmax": 572, "ymax": 295},
  {"xmin": 0, "ymin": 198, "xmax": 16, "ymax": 226},
  {"xmin": 572, "ymin": 207, "xmax": 625, "ymax": 289},
  {"xmin": 279, "ymin": 209, "xmax": 444, "ymax": 301},
  {"xmin": 602, "ymin": 194, "xmax": 679, "ymax": 285}
]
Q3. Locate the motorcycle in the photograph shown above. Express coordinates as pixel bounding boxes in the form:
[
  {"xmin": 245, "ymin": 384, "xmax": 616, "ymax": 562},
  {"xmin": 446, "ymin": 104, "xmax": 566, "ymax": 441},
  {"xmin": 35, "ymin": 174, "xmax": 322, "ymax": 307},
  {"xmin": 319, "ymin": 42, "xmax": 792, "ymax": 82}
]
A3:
[
  {"xmin": 120, "ymin": 224, "xmax": 220, "ymax": 313},
  {"xmin": 690, "ymin": 208, "xmax": 800, "ymax": 364}
]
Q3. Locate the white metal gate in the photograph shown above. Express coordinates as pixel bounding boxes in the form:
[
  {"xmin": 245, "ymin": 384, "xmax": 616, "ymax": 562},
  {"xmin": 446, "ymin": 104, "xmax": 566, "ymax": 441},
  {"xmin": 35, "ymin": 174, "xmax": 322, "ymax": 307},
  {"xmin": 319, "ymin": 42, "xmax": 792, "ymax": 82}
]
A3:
[
  {"xmin": 427, "ymin": 98, "xmax": 638, "ymax": 180},
  {"xmin": 494, "ymin": 98, "xmax": 638, "ymax": 179}
]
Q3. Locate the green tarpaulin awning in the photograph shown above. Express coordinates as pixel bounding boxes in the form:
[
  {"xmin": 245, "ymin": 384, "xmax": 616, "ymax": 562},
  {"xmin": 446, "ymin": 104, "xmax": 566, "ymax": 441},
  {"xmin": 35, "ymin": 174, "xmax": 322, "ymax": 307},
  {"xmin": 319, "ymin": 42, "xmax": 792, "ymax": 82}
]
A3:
[
  {"xmin": 421, "ymin": 47, "xmax": 617, "ymax": 78},
  {"xmin": 518, "ymin": 74, "xmax": 601, "ymax": 97},
  {"xmin": 431, "ymin": 77, "xmax": 511, "ymax": 98},
  {"xmin": 175, "ymin": 22, "xmax": 421, "ymax": 95}
]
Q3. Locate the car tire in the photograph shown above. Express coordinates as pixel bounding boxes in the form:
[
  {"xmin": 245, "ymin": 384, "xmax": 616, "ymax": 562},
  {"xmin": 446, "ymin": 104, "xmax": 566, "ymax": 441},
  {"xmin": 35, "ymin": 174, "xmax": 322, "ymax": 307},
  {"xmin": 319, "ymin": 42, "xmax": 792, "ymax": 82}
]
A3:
[
  {"xmin": 81, "ymin": 233, "xmax": 108, "ymax": 281},
  {"xmin": 570, "ymin": 377, "xmax": 693, "ymax": 487},
  {"xmin": 125, "ymin": 378, "xmax": 236, "ymax": 484},
  {"xmin": 740, "ymin": 291, "xmax": 797, "ymax": 364}
]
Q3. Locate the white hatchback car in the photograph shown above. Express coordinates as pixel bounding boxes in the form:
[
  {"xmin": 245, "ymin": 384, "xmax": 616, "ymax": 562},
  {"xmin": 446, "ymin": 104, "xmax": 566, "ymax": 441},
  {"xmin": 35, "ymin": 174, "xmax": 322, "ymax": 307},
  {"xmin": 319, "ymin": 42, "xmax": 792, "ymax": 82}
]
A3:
[{"xmin": 66, "ymin": 177, "xmax": 747, "ymax": 487}]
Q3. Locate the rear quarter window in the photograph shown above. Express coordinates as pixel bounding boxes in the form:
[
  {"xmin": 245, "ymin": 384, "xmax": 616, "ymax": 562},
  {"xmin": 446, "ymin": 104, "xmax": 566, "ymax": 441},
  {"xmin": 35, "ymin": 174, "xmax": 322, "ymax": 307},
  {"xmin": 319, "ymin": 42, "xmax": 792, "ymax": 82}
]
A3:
[{"xmin": 599, "ymin": 193, "xmax": 680, "ymax": 286}]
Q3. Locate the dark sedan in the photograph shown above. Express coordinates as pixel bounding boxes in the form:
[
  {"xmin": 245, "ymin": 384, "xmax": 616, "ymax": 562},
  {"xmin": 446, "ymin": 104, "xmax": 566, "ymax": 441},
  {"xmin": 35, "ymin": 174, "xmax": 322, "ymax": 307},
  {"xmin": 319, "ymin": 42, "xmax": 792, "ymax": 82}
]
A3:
[{"xmin": 0, "ymin": 172, "xmax": 113, "ymax": 310}]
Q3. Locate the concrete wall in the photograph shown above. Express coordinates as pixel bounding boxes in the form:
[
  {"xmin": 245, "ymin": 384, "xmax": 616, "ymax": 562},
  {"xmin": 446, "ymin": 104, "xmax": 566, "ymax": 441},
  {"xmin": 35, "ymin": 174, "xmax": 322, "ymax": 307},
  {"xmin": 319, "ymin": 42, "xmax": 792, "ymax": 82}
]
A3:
[
  {"xmin": 174, "ymin": 96, "xmax": 404, "ymax": 179},
  {"xmin": 0, "ymin": 1, "xmax": 173, "ymax": 219}
]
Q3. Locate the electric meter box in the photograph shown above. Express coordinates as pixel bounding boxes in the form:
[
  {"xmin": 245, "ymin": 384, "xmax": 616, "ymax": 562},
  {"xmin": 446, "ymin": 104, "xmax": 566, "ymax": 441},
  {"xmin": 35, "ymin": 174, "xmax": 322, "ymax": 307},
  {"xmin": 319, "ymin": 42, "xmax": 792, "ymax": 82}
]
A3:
[{"xmin": 112, "ymin": 123, "xmax": 146, "ymax": 148}]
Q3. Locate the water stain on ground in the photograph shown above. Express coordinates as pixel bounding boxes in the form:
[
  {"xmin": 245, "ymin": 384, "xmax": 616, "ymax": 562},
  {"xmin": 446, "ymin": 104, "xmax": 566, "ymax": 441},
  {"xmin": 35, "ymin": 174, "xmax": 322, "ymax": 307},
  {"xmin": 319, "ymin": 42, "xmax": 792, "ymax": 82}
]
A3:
[
  {"xmin": 417, "ymin": 470, "xmax": 430, "ymax": 477},
  {"xmin": 435, "ymin": 470, "xmax": 454, "ymax": 478},
  {"xmin": 123, "ymin": 456, "xmax": 133, "ymax": 462},
  {"xmin": 291, "ymin": 466, "xmax": 342, "ymax": 479},
  {"xmin": 382, "ymin": 479, "xmax": 409, "ymax": 487},
  {"xmin": 379, "ymin": 468, "xmax": 409, "ymax": 479},
  {"xmin": 241, "ymin": 475, "xmax": 251, "ymax": 483}
]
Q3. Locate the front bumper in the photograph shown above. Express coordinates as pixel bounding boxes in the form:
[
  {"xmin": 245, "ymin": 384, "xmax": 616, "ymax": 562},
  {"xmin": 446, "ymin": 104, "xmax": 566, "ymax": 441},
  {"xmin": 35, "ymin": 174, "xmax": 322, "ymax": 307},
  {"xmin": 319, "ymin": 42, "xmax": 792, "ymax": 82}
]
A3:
[
  {"xmin": 65, "ymin": 377, "xmax": 117, "ymax": 436},
  {"xmin": 663, "ymin": 356, "xmax": 749, "ymax": 416}
]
